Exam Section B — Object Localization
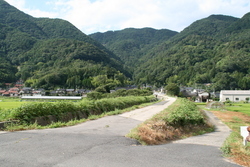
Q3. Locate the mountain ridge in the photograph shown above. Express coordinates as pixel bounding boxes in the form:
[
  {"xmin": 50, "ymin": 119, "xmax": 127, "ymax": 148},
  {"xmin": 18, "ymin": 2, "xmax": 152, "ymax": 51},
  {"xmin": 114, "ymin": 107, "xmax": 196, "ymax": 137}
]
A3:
[
  {"xmin": 1, "ymin": 0, "xmax": 250, "ymax": 91},
  {"xmin": 0, "ymin": 0, "xmax": 129, "ymax": 89}
]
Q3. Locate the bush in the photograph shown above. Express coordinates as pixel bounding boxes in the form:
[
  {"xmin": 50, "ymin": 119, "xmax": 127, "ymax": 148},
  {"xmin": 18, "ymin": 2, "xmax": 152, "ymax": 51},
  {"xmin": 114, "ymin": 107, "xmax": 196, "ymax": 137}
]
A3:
[
  {"xmin": 112, "ymin": 89, "xmax": 127, "ymax": 96},
  {"xmin": 87, "ymin": 91, "xmax": 103, "ymax": 100},
  {"xmin": 10, "ymin": 96, "xmax": 155, "ymax": 125},
  {"xmin": 11, "ymin": 102, "xmax": 81, "ymax": 124},
  {"xmin": 166, "ymin": 98, "xmax": 204, "ymax": 126}
]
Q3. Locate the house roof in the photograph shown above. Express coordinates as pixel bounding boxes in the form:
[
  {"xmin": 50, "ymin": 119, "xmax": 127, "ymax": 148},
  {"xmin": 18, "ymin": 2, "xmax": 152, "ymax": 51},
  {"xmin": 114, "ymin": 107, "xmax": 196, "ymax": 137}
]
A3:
[
  {"xmin": 8, "ymin": 91, "xmax": 19, "ymax": 94},
  {"xmin": 15, "ymin": 84, "xmax": 23, "ymax": 87},
  {"xmin": 66, "ymin": 89, "xmax": 75, "ymax": 91},
  {"xmin": 9, "ymin": 87, "xmax": 19, "ymax": 91},
  {"xmin": 220, "ymin": 90, "xmax": 250, "ymax": 95},
  {"xmin": 0, "ymin": 90, "xmax": 6, "ymax": 93},
  {"xmin": 22, "ymin": 87, "xmax": 32, "ymax": 90}
]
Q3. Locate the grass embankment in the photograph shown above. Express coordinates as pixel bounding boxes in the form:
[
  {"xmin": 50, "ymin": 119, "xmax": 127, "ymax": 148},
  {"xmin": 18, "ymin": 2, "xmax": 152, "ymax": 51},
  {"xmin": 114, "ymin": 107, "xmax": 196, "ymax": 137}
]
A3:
[
  {"xmin": 0, "ymin": 96, "xmax": 157, "ymax": 131},
  {"xmin": 127, "ymin": 98, "xmax": 214, "ymax": 145},
  {"xmin": 206, "ymin": 102, "xmax": 250, "ymax": 167}
]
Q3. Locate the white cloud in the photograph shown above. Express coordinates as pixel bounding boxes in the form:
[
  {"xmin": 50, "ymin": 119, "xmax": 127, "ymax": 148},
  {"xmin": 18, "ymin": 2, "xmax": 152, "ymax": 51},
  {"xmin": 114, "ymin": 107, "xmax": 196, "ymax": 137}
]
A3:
[
  {"xmin": 5, "ymin": 0, "xmax": 26, "ymax": 9},
  {"xmin": 5, "ymin": 0, "xmax": 250, "ymax": 34},
  {"xmin": 5, "ymin": 0, "xmax": 58, "ymax": 18},
  {"xmin": 50, "ymin": 0, "xmax": 204, "ymax": 34}
]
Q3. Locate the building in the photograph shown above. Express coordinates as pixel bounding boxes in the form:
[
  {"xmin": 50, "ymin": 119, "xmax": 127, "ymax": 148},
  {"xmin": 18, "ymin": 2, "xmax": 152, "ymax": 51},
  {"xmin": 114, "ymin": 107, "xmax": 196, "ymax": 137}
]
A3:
[{"xmin": 220, "ymin": 90, "xmax": 250, "ymax": 102}]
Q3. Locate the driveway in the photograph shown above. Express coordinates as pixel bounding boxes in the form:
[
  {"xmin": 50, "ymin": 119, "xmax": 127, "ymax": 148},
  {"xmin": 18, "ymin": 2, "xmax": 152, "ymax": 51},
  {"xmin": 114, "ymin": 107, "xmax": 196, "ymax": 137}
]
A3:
[{"xmin": 0, "ymin": 97, "xmax": 242, "ymax": 167}]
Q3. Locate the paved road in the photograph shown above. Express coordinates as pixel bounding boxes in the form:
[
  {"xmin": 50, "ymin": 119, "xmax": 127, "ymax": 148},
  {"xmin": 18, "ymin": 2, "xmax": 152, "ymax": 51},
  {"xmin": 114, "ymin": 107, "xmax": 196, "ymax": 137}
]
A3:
[{"xmin": 0, "ymin": 97, "xmax": 242, "ymax": 167}]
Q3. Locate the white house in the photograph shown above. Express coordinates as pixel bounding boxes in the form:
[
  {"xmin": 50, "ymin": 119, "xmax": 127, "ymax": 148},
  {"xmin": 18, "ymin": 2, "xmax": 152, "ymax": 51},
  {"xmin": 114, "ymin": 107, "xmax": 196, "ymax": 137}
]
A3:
[{"xmin": 220, "ymin": 90, "xmax": 250, "ymax": 102}]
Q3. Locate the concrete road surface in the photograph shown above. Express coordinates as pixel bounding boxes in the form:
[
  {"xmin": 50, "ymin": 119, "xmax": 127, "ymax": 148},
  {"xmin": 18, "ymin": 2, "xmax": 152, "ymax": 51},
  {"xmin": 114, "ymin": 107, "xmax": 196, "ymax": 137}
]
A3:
[{"xmin": 0, "ymin": 97, "xmax": 242, "ymax": 167}]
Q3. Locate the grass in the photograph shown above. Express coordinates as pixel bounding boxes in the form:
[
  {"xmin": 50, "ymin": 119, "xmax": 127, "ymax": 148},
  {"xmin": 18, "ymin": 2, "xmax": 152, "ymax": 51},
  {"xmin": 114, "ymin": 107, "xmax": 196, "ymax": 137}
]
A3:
[
  {"xmin": 127, "ymin": 98, "xmax": 214, "ymax": 145},
  {"xmin": 225, "ymin": 103, "xmax": 250, "ymax": 116},
  {"xmin": 197, "ymin": 102, "xmax": 250, "ymax": 167}
]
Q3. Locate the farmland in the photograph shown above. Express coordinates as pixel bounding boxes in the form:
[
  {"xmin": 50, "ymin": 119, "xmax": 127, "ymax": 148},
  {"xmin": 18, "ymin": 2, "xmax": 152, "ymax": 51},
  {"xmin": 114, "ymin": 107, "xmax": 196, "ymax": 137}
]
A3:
[
  {"xmin": 197, "ymin": 102, "xmax": 250, "ymax": 167},
  {"xmin": 0, "ymin": 97, "xmax": 27, "ymax": 109}
]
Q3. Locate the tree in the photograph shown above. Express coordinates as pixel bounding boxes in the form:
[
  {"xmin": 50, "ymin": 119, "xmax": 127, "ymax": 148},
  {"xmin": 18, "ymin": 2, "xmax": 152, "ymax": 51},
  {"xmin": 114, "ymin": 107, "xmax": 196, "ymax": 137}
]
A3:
[{"xmin": 165, "ymin": 83, "xmax": 180, "ymax": 96}]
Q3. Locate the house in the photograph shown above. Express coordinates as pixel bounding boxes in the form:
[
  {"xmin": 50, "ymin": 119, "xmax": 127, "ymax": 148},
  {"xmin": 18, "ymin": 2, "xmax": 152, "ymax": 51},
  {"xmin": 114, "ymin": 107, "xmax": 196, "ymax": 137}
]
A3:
[
  {"xmin": 3, "ymin": 87, "xmax": 20, "ymax": 97},
  {"xmin": 2, "ymin": 91, "xmax": 10, "ymax": 96},
  {"xmin": 50, "ymin": 91, "xmax": 57, "ymax": 96},
  {"xmin": 0, "ymin": 89, "xmax": 6, "ymax": 96},
  {"xmin": 197, "ymin": 92, "xmax": 210, "ymax": 102},
  {"xmin": 5, "ymin": 83, "xmax": 12, "ymax": 89},
  {"xmin": 77, "ymin": 89, "xmax": 91, "ymax": 96},
  {"xmin": 33, "ymin": 89, "xmax": 45, "ymax": 96},
  {"xmin": 66, "ymin": 89, "xmax": 75, "ymax": 95},
  {"xmin": 56, "ymin": 89, "xmax": 66, "ymax": 95},
  {"xmin": 19, "ymin": 87, "xmax": 33, "ymax": 96},
  {"xmin": 180, "ymin": 86, "xmax": 194, "ymax": 92},
  {"xmin": 220, "ymin": 90, "xmax": 250, "ymax": 102}
]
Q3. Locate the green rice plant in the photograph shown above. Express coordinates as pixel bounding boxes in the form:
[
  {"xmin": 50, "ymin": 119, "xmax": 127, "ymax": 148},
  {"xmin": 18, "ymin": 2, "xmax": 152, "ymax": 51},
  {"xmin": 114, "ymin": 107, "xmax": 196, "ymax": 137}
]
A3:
[{"xmin": 225, "ymin": 103, "xmax": 250, "ymax": 116}]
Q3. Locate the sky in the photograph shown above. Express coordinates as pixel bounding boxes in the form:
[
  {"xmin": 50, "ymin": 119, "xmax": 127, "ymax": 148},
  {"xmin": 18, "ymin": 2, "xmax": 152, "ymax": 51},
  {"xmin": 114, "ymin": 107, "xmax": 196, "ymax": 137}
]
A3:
[{"xmin": 5, "ymin": 0, "xmax": 250, "ymax": 35}]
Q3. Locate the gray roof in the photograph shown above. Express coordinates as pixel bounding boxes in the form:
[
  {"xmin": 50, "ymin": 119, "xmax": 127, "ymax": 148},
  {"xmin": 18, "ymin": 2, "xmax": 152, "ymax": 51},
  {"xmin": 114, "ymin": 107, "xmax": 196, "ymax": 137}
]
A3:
[{"xmin": 220, "ymin": 90, "xmax": 250, "ymax": 95}]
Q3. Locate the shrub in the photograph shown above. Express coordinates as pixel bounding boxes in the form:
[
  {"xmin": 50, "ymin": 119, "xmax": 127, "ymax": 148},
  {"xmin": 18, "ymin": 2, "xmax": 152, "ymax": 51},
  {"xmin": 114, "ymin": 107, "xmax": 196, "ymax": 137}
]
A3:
[
  {"xmin": 10, "ymin": 96, "xmax": 155, "ymax": 125},
  {"xmin": 166, "ymin": 98, "xmax": 204, "ymax": 126},
  {"xmin": 87, "ymin": 91, "xmax": 103, "ymax": 100},
  {"xmin": 11, "ymin": 102, "xmax": 81, "ymax": 124}
]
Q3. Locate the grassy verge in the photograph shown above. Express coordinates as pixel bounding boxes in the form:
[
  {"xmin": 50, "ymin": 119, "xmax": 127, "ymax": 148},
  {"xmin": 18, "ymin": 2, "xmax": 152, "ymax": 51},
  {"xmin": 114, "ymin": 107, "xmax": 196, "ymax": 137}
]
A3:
[
  {"xmin": 1, "ymin": 96, "xmax": 158, "ymax": 131},
  {"xmin": 127, "ymin": 98, "xmax": 214, "ymax": 145},
  {"xmin": 205, "ymin": 102, "xmax": 250, "ymax": 167}
]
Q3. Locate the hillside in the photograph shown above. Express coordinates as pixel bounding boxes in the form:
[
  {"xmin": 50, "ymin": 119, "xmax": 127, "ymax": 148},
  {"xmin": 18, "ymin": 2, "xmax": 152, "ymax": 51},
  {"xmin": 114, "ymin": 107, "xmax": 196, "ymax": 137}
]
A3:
[
  {"xmin": 90, "ymin": 28, "xmax": 178, "ymax": 71},
  {"xmin": 133, "ymin": 14, "xmax": 250, "ymax": 90},
  {"xmin": 1, "ymin": 0, "xmax": 250, "ymax": 91},
  {"xmin": 0, "ymin": 0, "xmax": 128, "ymax": 89}
]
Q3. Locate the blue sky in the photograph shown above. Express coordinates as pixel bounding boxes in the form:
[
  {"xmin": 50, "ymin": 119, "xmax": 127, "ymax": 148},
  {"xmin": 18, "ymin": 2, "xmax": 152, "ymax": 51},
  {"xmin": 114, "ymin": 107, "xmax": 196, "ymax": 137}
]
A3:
[{"xmin": 5, "ymin": 0, "xmax": 250, "ymax": 35}]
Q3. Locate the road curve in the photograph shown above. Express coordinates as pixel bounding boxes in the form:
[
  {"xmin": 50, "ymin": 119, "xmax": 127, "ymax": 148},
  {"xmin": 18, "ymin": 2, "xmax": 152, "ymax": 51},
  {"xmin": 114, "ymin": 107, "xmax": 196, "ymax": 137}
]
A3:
[{"xmin": 0, "ymin": 97, "xmax": 242, "ymax": 167}]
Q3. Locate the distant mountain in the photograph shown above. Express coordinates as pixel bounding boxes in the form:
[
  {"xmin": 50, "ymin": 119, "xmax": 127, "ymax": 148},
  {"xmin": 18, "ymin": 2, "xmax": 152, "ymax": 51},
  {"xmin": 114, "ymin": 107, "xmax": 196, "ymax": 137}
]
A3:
[
  {"xmin": 0, "ymin": 0, "xmax": 108, "ymax": 48},
  {"xmin": 133, "ymin": 14, "xmax": 250, "ymax": 90},
  {"xmin": 223, "ymin": 12, "xmax": 250, "ymax": 40},
  {"xmin": 0, "ymin": 0, "xmax": 128, "ymax": 89},
  {"xmin": 89, "ymin": 28, "xmax": 178, "ymax": 71},
  {"xmin": 1, "ymin": 0, "xmax": 250, "ymax": 91}
]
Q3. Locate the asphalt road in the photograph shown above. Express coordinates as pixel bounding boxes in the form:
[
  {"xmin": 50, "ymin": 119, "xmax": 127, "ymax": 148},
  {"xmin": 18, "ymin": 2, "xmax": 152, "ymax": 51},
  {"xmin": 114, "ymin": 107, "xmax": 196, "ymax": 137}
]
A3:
[{"xmin": 0, "ymin": 97, "xmax": 242, "ymax": 167}]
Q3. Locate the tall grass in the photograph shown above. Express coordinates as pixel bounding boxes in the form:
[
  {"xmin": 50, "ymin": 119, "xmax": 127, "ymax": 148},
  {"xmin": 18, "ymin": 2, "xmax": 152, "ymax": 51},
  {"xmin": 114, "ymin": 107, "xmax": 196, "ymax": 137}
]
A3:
[{"xmin": 5, "ymin": 96, "xmax": 155, "ymax": 125}]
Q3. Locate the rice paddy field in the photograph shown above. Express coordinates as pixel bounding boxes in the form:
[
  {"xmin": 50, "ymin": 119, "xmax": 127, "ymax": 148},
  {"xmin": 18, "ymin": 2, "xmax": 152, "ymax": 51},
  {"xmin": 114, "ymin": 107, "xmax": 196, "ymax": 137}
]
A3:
[{"xmin": 0, "ymin": 97, "xmax": 27, "ymax": 109}]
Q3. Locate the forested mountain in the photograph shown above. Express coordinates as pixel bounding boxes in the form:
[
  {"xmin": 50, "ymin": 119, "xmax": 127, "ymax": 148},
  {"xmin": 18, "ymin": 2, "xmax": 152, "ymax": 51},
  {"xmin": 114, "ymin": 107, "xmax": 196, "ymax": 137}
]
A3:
[
  {"xmin": 0, "ymin": 0, "xmax": 128, "ymax": 89},
  {"xmin": 90, "ymin": 28, "xmax": 178, "ymax": 71},
  {"xmin": 1, "ymin": 0, "xmax": 250, "ymax": 91},
  {"xmin": 133, "ymin": 14, "xmax": 250, "ymax": 90},
  {"xmin": 91, "ymin": 14, "xmax": 250, "ymax": 90}
]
